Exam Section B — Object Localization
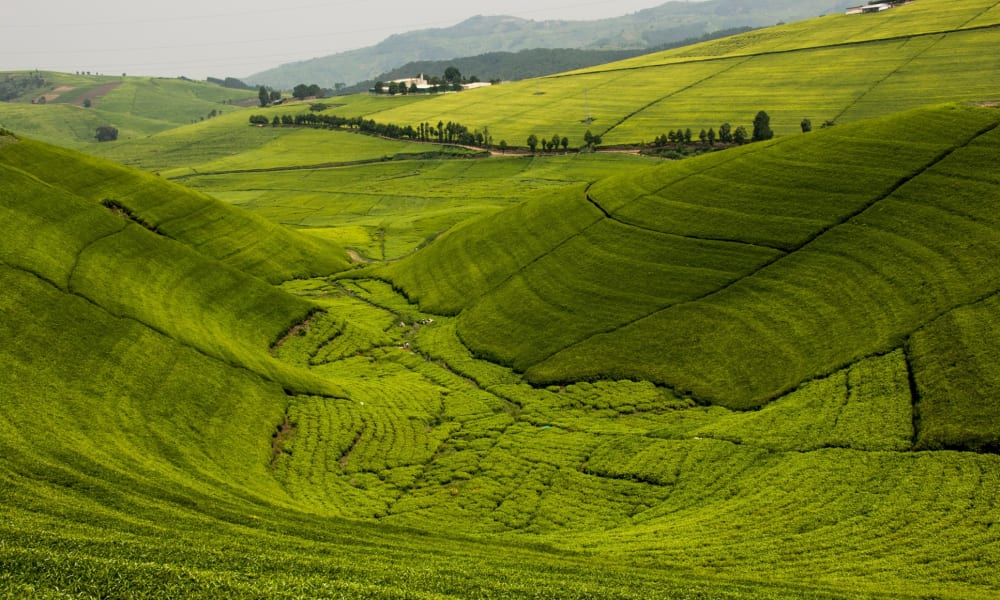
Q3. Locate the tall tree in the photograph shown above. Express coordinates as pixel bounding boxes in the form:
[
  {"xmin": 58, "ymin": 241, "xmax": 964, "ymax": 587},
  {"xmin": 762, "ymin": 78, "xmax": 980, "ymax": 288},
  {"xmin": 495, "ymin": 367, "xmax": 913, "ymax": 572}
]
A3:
[
  {"xmin": 95, "ymin": 126, "xmax": 118, "ymax": 142},
  {"xmin": 719, "ymin": 123, "xmax": 733, "ymax": 143},
  {"xmin": 733, "ymin": 125, "xmax": 748, "ymax": 144},
  {"xmin": 801, "ymin": 118, "xmax": 812, "ymax": 133},
  {"xmin": 526, "ymin": 134, "xmax": 538, "ymax": 153},
  {"xmin": 753, "ymin": 110, "xmax": 774, "ymax": 141},
  {"xmin": 258, "ymin": 85, "xmax": 269, "ymax": 107}
]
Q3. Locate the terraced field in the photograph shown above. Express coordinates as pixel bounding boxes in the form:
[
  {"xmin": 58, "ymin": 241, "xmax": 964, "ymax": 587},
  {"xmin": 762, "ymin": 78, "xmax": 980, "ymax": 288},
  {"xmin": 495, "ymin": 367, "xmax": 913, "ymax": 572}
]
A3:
[
  {"xmin": 376, "ymin": 104, "xmax": 1000, "ymax": 413},
  {"xmin": 2, "ymin": 0, "xmax": 1000, "ymax": 597}
]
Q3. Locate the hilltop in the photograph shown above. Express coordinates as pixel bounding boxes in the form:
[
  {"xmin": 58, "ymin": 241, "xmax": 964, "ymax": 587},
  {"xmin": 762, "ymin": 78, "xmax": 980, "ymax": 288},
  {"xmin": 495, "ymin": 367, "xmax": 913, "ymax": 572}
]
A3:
[{"xmin": 247, "ymin": 0, "xmax": 854, "ymax": 88}]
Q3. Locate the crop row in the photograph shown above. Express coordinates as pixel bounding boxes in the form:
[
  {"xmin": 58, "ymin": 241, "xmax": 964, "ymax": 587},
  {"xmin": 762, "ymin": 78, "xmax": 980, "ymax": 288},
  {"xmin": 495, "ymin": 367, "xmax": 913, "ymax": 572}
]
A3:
[
  {"xmin": 692, "ymin": 351, "xmax": 914, "ymax": 451},
  {"xmin": 457, "ymin": 216, "xmax": 781, "ymax": 369},
  {"xmin": 527, "ymin": 105, "xmax": 1000, "ymax": 408}
]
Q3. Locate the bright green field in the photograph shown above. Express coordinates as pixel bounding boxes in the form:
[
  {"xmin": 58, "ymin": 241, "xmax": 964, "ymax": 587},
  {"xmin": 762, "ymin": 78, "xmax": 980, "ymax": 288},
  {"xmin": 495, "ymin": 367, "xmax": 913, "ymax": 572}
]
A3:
[
  {"xmin": 0, "ymin": 72, "xmax": 257, "ymax": 148},
  {"xmin": 380, "ymin": 104, "xmax": 1000, "ymax": 416},
  {"xmin": 362, "ymin": 0, "xmax": 1000, "ymax": 145},
  {"xmin": 2, "ymin": 0, "xmax": 1000, "ymax": 597},
  {"xmin": 5, "ymin": 98, "xmax": 1000, "ymax": 597},
  {"xmin": 184, "ymin": 152, "xmax": 654, "ymax": 260}
]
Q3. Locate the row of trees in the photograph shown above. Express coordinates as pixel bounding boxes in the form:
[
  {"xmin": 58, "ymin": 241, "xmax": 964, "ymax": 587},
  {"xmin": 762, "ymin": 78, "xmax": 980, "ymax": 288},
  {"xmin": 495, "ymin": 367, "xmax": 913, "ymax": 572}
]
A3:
[
  {"xmin": 650, "ymin": 111, "xmax": 775, "ymax": 149},
  {"xmin": 258, "ymin": 83, "xmax": 337, "ymax": 106},
  {"xmin": 525, "ymin": 130, "xmax": 603, "ymax": 152},
  {"xmin": 247, "ymin": 112, "xmax": 497, "ymax": 148},
  {"xmin": 246, "ymin": 111, "xmax": 786, "ymax": 154}
]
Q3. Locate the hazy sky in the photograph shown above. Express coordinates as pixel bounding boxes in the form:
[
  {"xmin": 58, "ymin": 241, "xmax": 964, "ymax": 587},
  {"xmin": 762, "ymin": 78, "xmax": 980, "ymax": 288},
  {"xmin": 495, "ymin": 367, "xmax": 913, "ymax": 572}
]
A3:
[{"xmin": 2, "ymin": 0, "xmax": 676, "ymax": 80}]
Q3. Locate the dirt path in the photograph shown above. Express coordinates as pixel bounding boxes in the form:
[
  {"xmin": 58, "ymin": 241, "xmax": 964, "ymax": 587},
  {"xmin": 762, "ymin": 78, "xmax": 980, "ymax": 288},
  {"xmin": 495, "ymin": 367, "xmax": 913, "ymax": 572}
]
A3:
[{"xmin": 346, "ymin": 249, "xmax": 375, "ymax": 264}]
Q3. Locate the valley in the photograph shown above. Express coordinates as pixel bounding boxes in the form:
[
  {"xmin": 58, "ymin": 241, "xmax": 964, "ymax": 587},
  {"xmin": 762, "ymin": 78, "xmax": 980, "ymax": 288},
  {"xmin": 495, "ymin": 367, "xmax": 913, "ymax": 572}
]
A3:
[{"xmin": 1, "ymin": 0, "xmax": 999, "ymax": 597}]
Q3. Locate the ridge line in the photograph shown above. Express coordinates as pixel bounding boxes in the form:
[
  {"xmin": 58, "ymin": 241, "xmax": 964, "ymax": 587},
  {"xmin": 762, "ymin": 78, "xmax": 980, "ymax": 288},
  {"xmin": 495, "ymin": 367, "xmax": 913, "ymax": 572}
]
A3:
[{"xmin": 529, "ymin": 118, "xmax": 1000, "ymax": 371}]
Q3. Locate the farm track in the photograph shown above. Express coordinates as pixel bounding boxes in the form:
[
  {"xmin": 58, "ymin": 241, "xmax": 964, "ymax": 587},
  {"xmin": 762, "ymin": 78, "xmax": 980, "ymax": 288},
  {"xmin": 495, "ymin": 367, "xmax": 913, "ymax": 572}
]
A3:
[{"xmin": 166, "ymin": 151, "xmax": 489, "ymax": 181}]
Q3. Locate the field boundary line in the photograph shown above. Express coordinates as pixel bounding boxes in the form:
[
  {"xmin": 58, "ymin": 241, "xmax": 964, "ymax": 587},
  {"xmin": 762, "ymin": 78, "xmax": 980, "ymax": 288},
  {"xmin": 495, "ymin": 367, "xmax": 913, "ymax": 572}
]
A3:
[
  {"xmin": 831, "ymin": 33, "xmax": 947, "ymax": 123},
  {"xmin": 547, "ymin": 23, "xmax": 1000, "ymax": 79},
  {"xmin": 584, "ymin": 184, "xmax": 789, "ymax": 253},
  {"xmin": 168, "ymin": 152, "xmax": 487, "ymax": 181},
  {"xmin": 529, "ymin": 118, "xmax": 1000, "ymax": 376},
  {"xmin": 599, "ymin": 56, "xmax": 752, "ymax": 140}
]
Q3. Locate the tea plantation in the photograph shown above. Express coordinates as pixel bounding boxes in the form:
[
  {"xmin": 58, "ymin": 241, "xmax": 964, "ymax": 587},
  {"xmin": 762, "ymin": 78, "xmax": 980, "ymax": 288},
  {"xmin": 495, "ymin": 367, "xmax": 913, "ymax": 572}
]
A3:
[{"xmin": 1, "ymin": 0, "xmax": 999, "ymax": 597}]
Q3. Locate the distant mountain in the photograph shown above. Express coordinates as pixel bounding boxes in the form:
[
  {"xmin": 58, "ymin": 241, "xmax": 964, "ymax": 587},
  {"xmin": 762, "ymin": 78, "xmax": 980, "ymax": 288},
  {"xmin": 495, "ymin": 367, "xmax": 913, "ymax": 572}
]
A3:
[
  {"xmin": 334, "ymin": 27, "xmax": 754, "ymax": 95},
  {"xmin": 247, "ymin": 0, "xmax": 854, "ymax": 89}
]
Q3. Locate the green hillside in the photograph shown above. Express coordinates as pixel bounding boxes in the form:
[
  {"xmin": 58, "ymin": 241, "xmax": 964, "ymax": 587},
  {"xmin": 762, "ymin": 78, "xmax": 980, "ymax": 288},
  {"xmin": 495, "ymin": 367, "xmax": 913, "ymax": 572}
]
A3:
[
  {"xmin": 364, "ymin": 0, "xmax": 1000, "ymax": 146},
  {"xmin": 5, "ymin": 100, "xmax": 1000, "ymax": 597},
  {"xmin": 0, "ymin": 72, "xmax": 257, "ymax": 148},
  {"xmin": 0, "ymin": 136, "xmax": 348, "ymax": 281},
  {"xmin": 380, "ymin": 103, "xmax": 1000, "ymax": 421},
  {"xmin": 2, "ymin": 0, "xmax": 1000, "ymax": 597}
]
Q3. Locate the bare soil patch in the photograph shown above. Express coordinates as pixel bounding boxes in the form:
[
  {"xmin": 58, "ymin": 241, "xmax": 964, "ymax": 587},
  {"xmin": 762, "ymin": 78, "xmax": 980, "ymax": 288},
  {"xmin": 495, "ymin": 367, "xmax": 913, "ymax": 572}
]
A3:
[{"xmin": 73, "ymin": 82, "xmax": 122, "ymax": 106}]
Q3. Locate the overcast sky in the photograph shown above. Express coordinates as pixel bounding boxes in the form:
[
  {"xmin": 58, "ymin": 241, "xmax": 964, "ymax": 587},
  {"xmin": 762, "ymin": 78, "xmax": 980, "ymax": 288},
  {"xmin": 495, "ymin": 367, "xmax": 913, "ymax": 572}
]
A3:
[{"xmin": 2, "ymin": 0, "xmax": 678, "ymax": 80}]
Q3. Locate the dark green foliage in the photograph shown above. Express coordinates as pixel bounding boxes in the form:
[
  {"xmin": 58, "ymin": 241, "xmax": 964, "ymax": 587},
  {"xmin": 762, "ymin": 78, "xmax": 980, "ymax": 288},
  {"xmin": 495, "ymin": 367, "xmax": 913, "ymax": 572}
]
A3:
[
  {"xmin": 95, "ymin": 125, "xmax": 118, "ymax": 142},
  {"xmin": 911, "ymin": 293, "xmax": 1000, "ymax": 452},
  {"xmin": 0, "ymin": 71, "xmax": 46, "ymax": 101},
  {"xmin": 753, "ymin": 110, "xmax": 774, "ymax": 141},
  {"xmin": 292, "ymin": 83, "xmax": 323, "ymax": 99},
  {"xmin": 207, "ymin": 76, "xmax": 251, "ymax": 90}
]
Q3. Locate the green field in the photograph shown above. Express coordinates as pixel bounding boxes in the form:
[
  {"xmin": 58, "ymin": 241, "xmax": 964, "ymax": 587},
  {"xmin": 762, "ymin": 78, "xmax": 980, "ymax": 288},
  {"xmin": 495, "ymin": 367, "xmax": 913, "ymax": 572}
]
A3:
[
  {"xmin": 0, "ymin": 72, "xmax": 258, "ymax": 148},
  {"xmin": 2, "ymin": 0, "xmax": 1000, "ymax": 597},
  {"xmin": 357, "ymin": 0, "xmax": 1000, "ymax": 146}
]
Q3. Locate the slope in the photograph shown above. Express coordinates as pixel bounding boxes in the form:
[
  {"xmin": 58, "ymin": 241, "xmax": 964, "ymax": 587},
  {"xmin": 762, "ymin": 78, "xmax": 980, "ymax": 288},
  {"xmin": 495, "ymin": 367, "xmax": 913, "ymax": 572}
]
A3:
[
  {"xmin": 0, "ymin": 72, "xmax": 257, "ymax": 148},
  {"xmin": 0, "ymin": 120, "xmax": 878, "ymax": 600},
  {"xmin": 366, "ymin": 0, "xmax": 1000, "ymax": 146},
  {"xmin": 0, "ymin": 135, "xmax": 349, "ymax": 281},
  {"xmin": 379, "ymin": 103, "xmax": 1000, "ymax": 423}
]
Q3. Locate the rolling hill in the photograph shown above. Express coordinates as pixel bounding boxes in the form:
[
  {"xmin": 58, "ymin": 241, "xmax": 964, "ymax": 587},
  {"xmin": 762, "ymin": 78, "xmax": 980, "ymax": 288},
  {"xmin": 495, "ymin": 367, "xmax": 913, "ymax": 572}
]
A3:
[
  {"xmin": 0, "ymin": 72, "xmax": 258, "ymax": 148},
  {"xmin": 2, "ymin": 0, "xmax": 1000, "ymax": 597},
  {"xmin": 363, "ymin": 0, "xmax": 1000, "ymax": 146},
  {"xmin": 4, "ymin": 108, "xmax": 1000, "ymax": 597}
]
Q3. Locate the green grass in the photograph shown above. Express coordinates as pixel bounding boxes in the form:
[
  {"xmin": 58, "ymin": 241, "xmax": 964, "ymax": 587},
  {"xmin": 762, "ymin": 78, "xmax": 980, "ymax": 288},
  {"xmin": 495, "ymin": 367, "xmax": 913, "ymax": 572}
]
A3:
[
  {"xmin": 391, "ymin": 104, "xmax": 1000, "ymax": 410},
  {"xmin": 185, "ymin": 153, "xmax": 650, "ymax": 261},
  {"xmin": 0, "ymin": 137, "xmax": 349, "ymax": 281},
  {"xmin": 3, "ymin": 129, "xmax": 1000, "ymax": 596},
  {"xmin": 2, "ymin": 3, "xmax": 1000, "ymax": 597},
  {"xmin": 910, "ymin": 292, "xmax": 1000, "ymax": 452},
  {"xmin": 360, "ymin": 0, "xmax": 1000, "ymax": 145},
  {"xmin": 0, "ymin": 72, "xmax": 257, "ymax": 148}
]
